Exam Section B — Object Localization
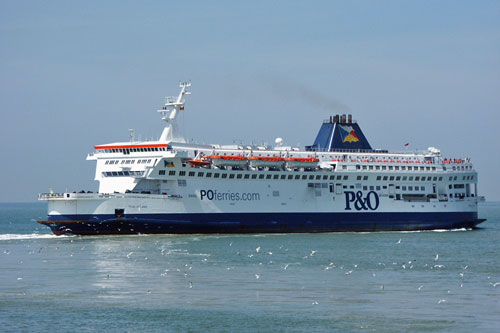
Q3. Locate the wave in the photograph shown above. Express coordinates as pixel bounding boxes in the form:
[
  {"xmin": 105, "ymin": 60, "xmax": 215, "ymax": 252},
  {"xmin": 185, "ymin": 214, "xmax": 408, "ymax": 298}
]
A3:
[{"xmin": 0, "ymin": 233, "xmax": 72, "ymax": 241}]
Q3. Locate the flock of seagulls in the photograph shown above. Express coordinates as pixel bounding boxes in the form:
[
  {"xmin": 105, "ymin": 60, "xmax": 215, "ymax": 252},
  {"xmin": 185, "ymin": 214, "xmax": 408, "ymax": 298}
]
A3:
[{"xmin": 2, "ymin": 235, "xmax": 498, "ymax": 310}]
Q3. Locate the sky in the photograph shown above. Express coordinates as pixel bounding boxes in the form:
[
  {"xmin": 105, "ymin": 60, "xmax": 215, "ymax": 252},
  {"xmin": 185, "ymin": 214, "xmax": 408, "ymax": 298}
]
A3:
[{"xmin": 1, "ymin": 0, "xmax": 499, "ymax": 202}]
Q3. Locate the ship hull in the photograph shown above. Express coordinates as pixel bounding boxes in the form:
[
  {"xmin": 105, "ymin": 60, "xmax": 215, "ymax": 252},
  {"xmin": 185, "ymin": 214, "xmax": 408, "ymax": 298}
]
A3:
[{"xmin": 39, "ymin": 212, "xmax": 485, "ymax": 236}]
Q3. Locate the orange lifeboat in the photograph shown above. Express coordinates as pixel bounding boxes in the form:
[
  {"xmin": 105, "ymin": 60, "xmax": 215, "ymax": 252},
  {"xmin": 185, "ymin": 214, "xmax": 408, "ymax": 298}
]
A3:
[
  {"xmin": 285, "ymin": 157, "xmax": 319, "ymax": 168},
  {"xmin": 204, "ymin": 155, "xmax": 248, "ymax": 167},
  {"xmin": 248, "ymin": 156, "xmax": 284, "ymax": 168},
  {"xmin": 188, "ymin": 159, "xmax": 211, "ymax": 167}
]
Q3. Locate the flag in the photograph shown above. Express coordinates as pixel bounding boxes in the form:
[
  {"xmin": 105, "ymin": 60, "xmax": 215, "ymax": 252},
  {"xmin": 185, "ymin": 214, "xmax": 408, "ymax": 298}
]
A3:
[
  {"xmin": 179, "ymin": 106, "xmax": 184, "ymax": 111},
  {"xmin": 404, "ymin": 143, "xmax": 409, "ymax": 147},
  {"xmin": 164, "ymin": 160, "xmax": 175, "ymax": 167}
]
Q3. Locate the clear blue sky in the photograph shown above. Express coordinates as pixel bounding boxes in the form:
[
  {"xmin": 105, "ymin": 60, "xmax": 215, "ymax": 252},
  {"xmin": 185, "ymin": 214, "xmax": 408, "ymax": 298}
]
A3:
[{"xmin": 1, "ymin": 0, "xmax": 499, "ymax": 201}]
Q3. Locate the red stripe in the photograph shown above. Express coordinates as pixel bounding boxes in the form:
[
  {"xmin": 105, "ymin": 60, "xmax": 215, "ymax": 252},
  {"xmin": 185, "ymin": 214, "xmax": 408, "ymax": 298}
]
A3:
[{"xmin": 94, "ymin": 144, "xmax": 168, "ymax": 150}]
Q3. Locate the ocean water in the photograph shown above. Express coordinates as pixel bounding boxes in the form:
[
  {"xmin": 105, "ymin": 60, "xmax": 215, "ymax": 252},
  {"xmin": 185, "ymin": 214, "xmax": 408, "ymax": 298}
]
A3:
[{"xmin": 0, "ymin": 203, "xmax": 499, "ymax": 332}]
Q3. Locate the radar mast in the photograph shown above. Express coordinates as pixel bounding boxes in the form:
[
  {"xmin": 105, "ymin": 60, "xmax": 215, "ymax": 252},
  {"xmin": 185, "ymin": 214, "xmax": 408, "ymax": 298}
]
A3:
[{"xmin": 158, "ymin": 82, "xmax": 191, "ymax": 142}]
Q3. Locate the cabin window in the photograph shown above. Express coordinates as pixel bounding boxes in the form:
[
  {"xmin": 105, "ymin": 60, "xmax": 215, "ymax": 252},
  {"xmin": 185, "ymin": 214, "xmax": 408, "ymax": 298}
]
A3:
[
  {"xmin": 309, "ymin": 175, "xmax": 314, "ymax": 180},
  {"xmin": 266, "ymin": 174, "xmax": 272, "ymax": 179},
  {"xmin": 415, "ymin": 176, "xmax": 420, "ymax": 181},
  {"xmin": 159, "ymin": 170, "xmax": 165, "ymax": 175},
  {"xmin": 302, "ymin": 175, "xmax": 307, "ymax": 180},
  {"xmin": 229, "ymin": 174, "xmax": 235, "ymax": 179},
  {"xmin": 244, "ymin": 174, "xmax": 250, "ymax": 179},
  {"xmin": 295, "ymin": 175, "xmax": 300, "ymax": 180},
  {"xmin": 288, "ymin": 175, "xmax": 294, "ymax": 180},
  {"xmin": 198, "ymin": 172, "xmax": 204, "ymax": 177},
  {"xmin": 168, "ymin": 171, "xmax": 175, "ymax": 176},
  {"xmin": 376, "ymin": 176, "xmax": 381, "ymax": 181},
  {"xmin": 179, "ymin": 171, "xmax": 186, "ymax": 176},
  {"xmin": 189, "ymin": 172, "xmax": 195, "ymax": 177},
  {"xmin": 273, "ymin": 175, "xmax": 279, "ymax": 179},
  {"xmin": 343, "ymin": 175, "xmax": 348, "ymax": 180},
  {"xmin": 259, "ymin": 174, "xmax": 264, "ymax": 179},
  {"xmin": 237, "ymin": 174, "xmax": 242, "ymax": 179},
  {"xmin": 383, "ymin": 176, "xmax": 388, "ymax": 181},
  {"xmin": 357, "ymin": 176, "xmax": 362, "ymax": 181},
  {"xmin": 206, "ymin": 172, "xmax": 212, "ymax": 178},
  {"xmin": 251, "ymin": 174, "xmax": 257, "ymax": 179}
]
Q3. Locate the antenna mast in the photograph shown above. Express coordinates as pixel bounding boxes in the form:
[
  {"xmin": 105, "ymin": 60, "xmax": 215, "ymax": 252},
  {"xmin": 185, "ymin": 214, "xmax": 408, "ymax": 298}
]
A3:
[{"xmin": 158, "ymin": 82, "xmax": 191, "ymax": 142}]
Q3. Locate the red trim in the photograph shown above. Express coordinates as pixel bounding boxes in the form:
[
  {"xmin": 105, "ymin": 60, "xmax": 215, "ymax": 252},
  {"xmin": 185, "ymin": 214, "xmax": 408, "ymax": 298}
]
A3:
[{"xmin": 95, "ymin": 144, "xmax": 169, "ymax": 150}]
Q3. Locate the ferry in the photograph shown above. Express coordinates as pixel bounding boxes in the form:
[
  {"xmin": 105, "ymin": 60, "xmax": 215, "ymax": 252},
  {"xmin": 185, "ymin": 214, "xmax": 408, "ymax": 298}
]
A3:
[{"xmin": 38, "ymin": 83, "xmax": 486, "ymax": 235}]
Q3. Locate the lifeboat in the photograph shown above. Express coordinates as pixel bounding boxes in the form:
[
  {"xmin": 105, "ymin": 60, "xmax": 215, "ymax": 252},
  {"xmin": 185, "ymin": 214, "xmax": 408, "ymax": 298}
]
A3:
[
  {"xmin": 205, "ymin": 155, "xmax": 248, "ymax": 167},
  {"xmin": 285, "ymin": 157, "xmax": 319, "ymax": 169},
  {"xmin": 248, "ymin": 156, "xmax": 284, "ymax": 168},
  {"xmin": 188, "ymin": 159, "xmax": 211, "ymax": 167}
]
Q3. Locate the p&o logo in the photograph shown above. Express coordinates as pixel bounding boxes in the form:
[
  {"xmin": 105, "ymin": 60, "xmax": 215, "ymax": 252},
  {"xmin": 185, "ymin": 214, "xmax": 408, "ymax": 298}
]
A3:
[{"xmin": 344, "ymin": 191, "xmax": 380, "ymax": 211}]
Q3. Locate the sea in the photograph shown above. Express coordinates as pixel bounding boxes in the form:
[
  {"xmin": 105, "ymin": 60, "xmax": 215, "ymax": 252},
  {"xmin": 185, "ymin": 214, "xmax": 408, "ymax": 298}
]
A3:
[{"xmin": 0, "ymin": 202, "xmax": 499, "ymax": 332}]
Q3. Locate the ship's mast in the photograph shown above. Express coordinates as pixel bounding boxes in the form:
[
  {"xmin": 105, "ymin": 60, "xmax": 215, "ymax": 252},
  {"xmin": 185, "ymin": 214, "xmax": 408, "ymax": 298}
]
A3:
[{"xmin": 158, "ymin": 82, "xmax": 191, "ymax": 142}]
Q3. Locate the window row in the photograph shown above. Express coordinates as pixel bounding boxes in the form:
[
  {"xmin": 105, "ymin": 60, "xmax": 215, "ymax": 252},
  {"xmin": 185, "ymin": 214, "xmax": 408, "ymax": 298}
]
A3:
[
  {"xmin": 375, "ymin": 175, "xmax": 443, "ymax": 182},
  {"xmin": 105, "ymin": 159, "xmax": 152, "ymax": 165},
  {"xmin": 102, "ymin": 171, "xmax": 145, "ymax": 177},
  {"xmin": 100, "ymin": 147, "xmax": 168, "ymax": 154}
]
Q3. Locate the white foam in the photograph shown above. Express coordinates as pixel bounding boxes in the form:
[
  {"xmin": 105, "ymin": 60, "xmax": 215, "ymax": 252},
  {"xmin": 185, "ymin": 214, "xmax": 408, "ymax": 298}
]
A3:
[{"xmin": 0, "ymin": 233, "xmax": 71, "ymax": 241}]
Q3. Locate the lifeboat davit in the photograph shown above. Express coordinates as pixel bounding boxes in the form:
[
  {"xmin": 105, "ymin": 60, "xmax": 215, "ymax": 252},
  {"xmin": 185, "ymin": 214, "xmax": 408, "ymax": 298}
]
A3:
[
  {"xmin": 205, "ymin": 155, "xmax": 248, "ymax": 167},
  {"xmin": 248, "ymin": 156, "xmax": 284, "ymax": 168},
  {"xmin": 285, "ymin": 157, "xmax": 319, "ymax": 169}
]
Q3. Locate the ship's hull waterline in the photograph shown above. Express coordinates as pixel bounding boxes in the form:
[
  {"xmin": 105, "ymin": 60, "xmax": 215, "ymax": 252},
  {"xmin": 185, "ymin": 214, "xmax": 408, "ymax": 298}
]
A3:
[{"xmin": 39, "ymin": 212, "xmax": 484, "ymax": 236}]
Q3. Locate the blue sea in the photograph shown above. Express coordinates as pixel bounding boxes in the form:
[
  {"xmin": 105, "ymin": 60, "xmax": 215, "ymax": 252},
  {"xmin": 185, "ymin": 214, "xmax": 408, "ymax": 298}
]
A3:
[{"xmin": 0, "ymin": 203, "xmax": 499, "ymax": 332}]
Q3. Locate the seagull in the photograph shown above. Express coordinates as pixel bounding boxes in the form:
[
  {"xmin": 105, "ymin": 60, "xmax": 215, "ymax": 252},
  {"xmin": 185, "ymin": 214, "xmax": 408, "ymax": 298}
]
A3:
[
  {"xmin": 489, "ymin": 282, "xmax": 500, "ymax": 287},
  {"xmin": 310, "ymin": 250, "xmax": 317, "ymax": 256},
  {"xmin": 434, "ymin": 264, "xmax": 445, "ymax": 268},
  {"xmin": 267, "ymin": 252, "xmax": 273, "ymax": 255},
  {"xmin": 380, "ymin": 285, "xmax": 384, "ymax": 290},
  {"xmin": 255, "ymin": 274, "xmax": 261, "ymax": 279},
  {"xmin": 438, "ymin": 299, "xmax": 446, "ymax": 304},
  {"xmin": 126, "ymin": 252, "xmax": 133, "ymax": 258},
  {"xmin": 345, "ymin": 270, "xmax": 353, "ymax": 275},
  {"xmin": 462, "ymin": 265, "xmax": 468, "ymax": 270},
  {"xmin": 434, "ymin": 254, "xmax": 439, "ymax": 261},
  {"xmin": 229, "ymin": 242, "xmax": 233, "ymax": 247},
  {"xmin": 312, "ymin": 301, "xmax": 319, "ymax": 305},
  {"xmin": 459, "ymin": 272, "xmax": 464, "ymax": 277},
  {"xmin": 418, "ymin": 285, "xmax": 423, "ymax": 291},
  {"xmin": 283, "ymin": 264, "xmax": 290, "ymax": 270},
  {"xmin": 396, "ymin": 239, "xmax": 402, "ymax": 244},
  {"xmin": 189, "ymin": 281, "xmax": 193, "ymax": 289},
  {"xmin": 256, "ymin": 247, "xmax": 261, "ymax": 253}
]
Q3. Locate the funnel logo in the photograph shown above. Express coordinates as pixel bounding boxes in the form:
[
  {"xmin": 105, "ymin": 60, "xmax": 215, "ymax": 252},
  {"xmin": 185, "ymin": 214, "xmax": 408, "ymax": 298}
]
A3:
[{"xmin": 339, "ymin": 125, "xmax": 359, "ymax": 143}]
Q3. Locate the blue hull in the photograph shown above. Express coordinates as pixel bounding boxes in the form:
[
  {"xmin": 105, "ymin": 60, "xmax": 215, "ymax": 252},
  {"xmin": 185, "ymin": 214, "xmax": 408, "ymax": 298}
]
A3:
[{"xmin": 39, "ymin": 212, "xmax": 485, "ymax": 235}]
